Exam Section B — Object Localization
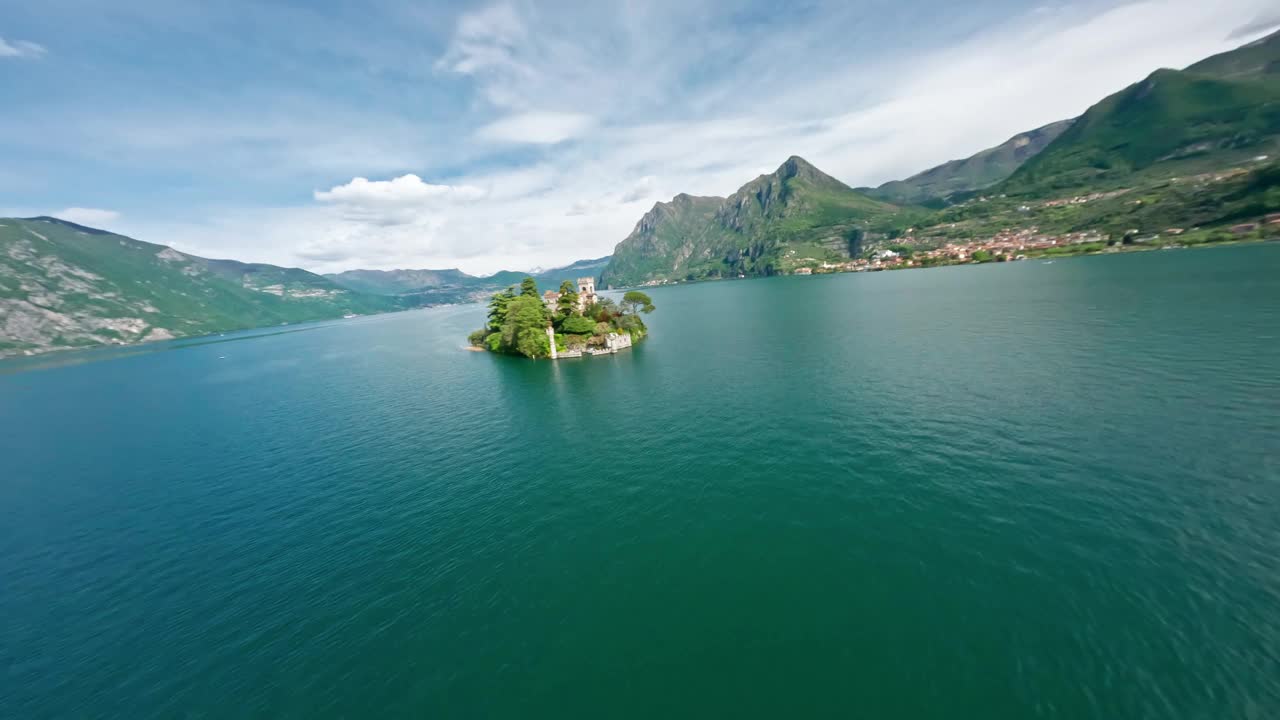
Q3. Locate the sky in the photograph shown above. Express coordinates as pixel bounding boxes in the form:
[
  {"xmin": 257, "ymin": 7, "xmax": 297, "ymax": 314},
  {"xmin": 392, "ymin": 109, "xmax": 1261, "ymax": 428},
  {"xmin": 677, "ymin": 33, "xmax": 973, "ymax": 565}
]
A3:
[{"xmin": 2, "ymin": 0, "xmax": 1278, "ymax": 275}]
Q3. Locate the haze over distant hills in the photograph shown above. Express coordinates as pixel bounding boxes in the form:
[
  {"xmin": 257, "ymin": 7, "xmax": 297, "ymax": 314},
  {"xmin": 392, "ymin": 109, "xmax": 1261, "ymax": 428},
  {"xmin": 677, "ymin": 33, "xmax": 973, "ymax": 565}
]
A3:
[{"xmin": 325, "ymin": 256, "xmax": 611, "ymax": 304}]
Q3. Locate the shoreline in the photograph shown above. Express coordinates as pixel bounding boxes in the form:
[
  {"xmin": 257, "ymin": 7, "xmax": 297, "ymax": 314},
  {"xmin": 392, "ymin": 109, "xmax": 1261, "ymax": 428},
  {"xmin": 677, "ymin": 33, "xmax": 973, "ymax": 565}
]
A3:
[
  {"xmin": 7, "ymin": 239, "xmax": 1275, "ymax": 364},
  {"xmin": 613, "ymin": 236, "xmax": 1278, "ymax": 288}
]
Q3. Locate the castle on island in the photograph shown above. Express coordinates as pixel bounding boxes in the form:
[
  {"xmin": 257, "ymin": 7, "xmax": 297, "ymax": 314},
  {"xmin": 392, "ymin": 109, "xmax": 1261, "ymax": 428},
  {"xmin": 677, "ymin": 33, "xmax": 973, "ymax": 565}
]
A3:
[
  {"xmin": 540, "ymin": 277, "xmax": 632, "ymax": 359},
  {"xmin": 541, "ymin": 276, "xmax": 598, "ymax": 314}
]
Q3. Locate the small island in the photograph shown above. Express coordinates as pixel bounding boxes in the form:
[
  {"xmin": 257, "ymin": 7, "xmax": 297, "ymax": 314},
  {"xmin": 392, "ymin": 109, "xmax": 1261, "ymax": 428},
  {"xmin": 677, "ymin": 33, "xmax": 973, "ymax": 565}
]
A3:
[{"xmin": 468, "ymin": 276, "xmax": 654, "ymax": 359}]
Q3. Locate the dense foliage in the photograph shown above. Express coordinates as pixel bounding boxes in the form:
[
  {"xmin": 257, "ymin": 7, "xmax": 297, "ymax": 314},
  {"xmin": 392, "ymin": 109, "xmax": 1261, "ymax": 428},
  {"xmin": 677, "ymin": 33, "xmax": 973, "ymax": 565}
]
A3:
[{"xmin": 468, "ymin": 277, "xmax": 653, "ymax": 359}]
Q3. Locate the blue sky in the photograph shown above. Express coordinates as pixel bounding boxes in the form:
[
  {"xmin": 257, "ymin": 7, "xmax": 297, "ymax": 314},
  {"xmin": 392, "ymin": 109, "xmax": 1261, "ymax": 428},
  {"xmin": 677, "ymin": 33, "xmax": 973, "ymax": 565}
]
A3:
[{"xmin": 2, "ymin": 0, "xmax": 1277, "ymax": 274}]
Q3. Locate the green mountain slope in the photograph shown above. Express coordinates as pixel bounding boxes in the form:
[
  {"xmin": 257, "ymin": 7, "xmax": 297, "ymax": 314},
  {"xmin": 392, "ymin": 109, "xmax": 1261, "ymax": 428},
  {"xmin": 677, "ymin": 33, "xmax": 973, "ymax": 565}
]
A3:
[
  {"xmin": 601, "ymin": 157, "xmax": 901, "ymax": 286},
  {"xmin": 0, "ymin": 217, "xmax": 400, "ymax": 357},
  {"xmin": 321, "ymin": 268, "xmax": 473, "ymax": 296},
  {"xmin": 866, "ymin": 119, "xmax": 1074, "ymax": 205},
  {"xmin": 1002, "ymin": 32, "xmax": 1280, "ymax": 196}
]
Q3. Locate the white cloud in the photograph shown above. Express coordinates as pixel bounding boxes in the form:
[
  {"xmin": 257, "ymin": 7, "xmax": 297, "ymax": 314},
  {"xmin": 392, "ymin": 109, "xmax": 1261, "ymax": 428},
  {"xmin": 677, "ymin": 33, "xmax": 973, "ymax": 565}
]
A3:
[
  {"xmin": 475, "ymin": 111, "xmax": 596, "ymax": 144},
  {"xmin": 315, "ymin": 174, "xmax": 485, "ymax": 206},
  {"xmin": 436, "ymin": 2, "xmax": 528, "ymax": 77},
  {"xmin": 57, "ymin": 207, "xmax": 120, "ymax": 226},
  {"xmin": 0, "ymin": 37, "xmax": 46, "ymax": 59},
  {"xmin": 311, "ymin": 174, "xmax": 487, "ymax": 230}
]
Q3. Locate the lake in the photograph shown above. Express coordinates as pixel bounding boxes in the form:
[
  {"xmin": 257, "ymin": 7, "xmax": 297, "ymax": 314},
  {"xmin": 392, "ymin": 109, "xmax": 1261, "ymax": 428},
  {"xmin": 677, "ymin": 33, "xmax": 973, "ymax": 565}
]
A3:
[{"xmin": 2, "ymin": 244, "xmax": 1279, "ymax": 718}]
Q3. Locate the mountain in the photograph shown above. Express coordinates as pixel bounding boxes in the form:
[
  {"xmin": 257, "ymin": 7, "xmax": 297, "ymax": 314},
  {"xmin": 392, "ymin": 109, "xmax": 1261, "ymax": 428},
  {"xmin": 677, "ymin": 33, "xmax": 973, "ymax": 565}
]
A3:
[
  {"xmin": 1001, "ymin": 30, "xmax": 1280, "ymax": 196},
  {"xmin": 865, "ymin": 119, "xmax": 1074, "ymax": 205},
  {"xmin": 531, "ymin": 256, "xmax": 612, "ymax": 286},
  {"xmin": 325, "ymin": 256, "xmax": 613, "ymax": 304},
  {"xmin": 321, "ymin": 268, "xmax": 474, "ymax": 296},
  {"xmin": 601, "ymin": 156, "xmax": 901, "ymax": 286},
  {"xmin": 0, "ymin": 217, "xmax": 401, "ymax": 358}
]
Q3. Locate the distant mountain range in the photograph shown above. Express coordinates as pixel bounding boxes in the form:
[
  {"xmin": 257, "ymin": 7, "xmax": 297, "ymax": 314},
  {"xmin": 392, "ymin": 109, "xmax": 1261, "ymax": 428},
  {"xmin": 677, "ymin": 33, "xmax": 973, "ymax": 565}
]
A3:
[
  {"xmin": 0, "ymin": 217, "xmax": 403, "ymax": 357},
  {"xmin": 3, "ymin": 31, "xmax": 1277, "ymax": 358},
  {"xmin": 599, "ymin": 29, "xmax": 1280, "ymax": 286},
  {"xmin": 862, "ymin": 119, "xmax": 1075, "ymax": 206},
  {"xmin": 860, "ymin": 30, "xmax": 1279, "ymax": 204},
  {"xmin": 0, "ymin": 216, "xmax": 611, "ymax": 357},
  {"xmin": 325, "ymin": 256, "xmax": 610, "ymax": 303},
  {"xmin": 1000, "ymin": 31, "xmax": 1280, "ymax": 196}
]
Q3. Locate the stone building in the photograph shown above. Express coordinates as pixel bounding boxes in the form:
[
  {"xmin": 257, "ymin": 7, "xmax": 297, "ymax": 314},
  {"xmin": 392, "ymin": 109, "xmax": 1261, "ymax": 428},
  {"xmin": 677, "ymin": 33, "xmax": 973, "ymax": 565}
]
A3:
[
  {"xmin": 604, "ymin": 332, "xmax": 632, "ymax": 351},
  {"xmin": 542, "ymin": 290, "xmax": 561, "ymax": 313},
  {"xmin": 576, "ymin": 276, "xmax": 597, "ymax": 312}
]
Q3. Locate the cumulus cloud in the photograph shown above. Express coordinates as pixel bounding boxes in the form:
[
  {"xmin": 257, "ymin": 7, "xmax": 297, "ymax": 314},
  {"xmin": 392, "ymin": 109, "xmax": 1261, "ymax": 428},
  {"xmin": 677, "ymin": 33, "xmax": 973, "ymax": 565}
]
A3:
[
  {"xmin": 475, "ymin": 111, "xmax": 596, "ymax": 144},
  {"xmin": 57, "ymin": 207, "xmax": 120, "ymax": 226},
  {"xmin": 315, "ymin": 174, "xmax": 485, "ymax": 206},
  {"xmin": 0, "ymin": 37, "xmax": 46, "ymax": 59},
  {"xmin": 312, "ymin": 174, "xmax": 487, "ymax": 229}
]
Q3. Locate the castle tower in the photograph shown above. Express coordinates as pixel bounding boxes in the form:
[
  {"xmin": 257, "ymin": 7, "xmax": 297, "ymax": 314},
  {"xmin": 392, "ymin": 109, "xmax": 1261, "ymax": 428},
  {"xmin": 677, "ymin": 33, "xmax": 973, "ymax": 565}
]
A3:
[{"xmin": 576, "ymin": 276, "xmax": 597, "ymax": 312}]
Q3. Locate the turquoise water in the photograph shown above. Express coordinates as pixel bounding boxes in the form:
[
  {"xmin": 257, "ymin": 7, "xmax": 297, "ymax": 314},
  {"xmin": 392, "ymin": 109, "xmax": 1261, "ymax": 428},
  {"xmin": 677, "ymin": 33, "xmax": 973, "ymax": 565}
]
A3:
[{"xmin": 3, "ymin": 244, "xmax": 1279, "ymax": 718}]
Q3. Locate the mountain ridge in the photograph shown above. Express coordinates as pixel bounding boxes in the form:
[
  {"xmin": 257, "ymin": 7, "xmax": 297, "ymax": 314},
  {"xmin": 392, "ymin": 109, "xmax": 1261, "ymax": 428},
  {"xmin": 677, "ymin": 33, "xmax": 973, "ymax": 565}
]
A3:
[
  {"xmin": 0, "ymin": 217, "xmax": 401, "ymax": 358},
  {"xmin": 601, "ymin": 156, "xmax": 900, "ymax": 287},
  {"xmin": 325, "ymin": 256, "xmax": 612, "ymax": 301},
  {"xmin": 863, "ymin": 119, "xmax": 1074, "ymax": 205}
]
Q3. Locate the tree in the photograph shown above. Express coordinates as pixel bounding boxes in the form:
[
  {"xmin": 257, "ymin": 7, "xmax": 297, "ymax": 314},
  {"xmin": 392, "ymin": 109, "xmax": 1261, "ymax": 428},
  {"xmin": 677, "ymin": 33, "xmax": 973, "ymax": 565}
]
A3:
[
  {"xmin": 555, "ymin": 279, "xmax": 580, "ymax": 317},
  {"xmin": 500, "ymin": 295, "xmax": 550, "ymax": 358},
  {"xmin": 615, "ymin": 313, "xmax": 642, "ymax": 333},
  {"xmin": 560, "ymin": 314, "xmax": 596, "ymax": 334},
  {"xmin": 622, "ymin": 290, "xmax": 655, "ymax": 315},
  {"xmin": 585, "ymin": 297, "xmax": 618, "ymax": 322},
  {"xmin": 486, "ymin": 288, "xmax": 516, "ymax": 332},
  {"xmin": 519, "ymin": 276, "xmax": 539, "ymax": 298}
]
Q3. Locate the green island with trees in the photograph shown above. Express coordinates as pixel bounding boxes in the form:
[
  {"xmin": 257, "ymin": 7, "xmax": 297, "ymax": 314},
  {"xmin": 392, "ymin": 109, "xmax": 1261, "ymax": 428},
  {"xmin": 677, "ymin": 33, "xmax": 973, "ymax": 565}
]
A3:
[{"xmin": 468, "ymin": 276, "xmax": 654, "ymax": 359}]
